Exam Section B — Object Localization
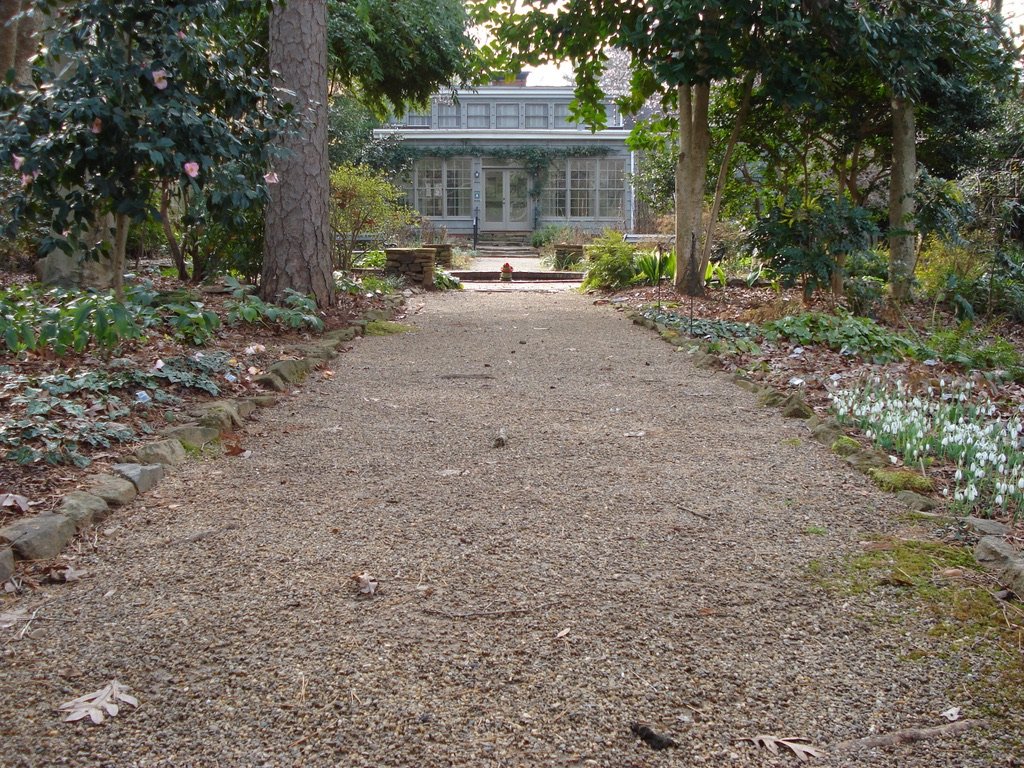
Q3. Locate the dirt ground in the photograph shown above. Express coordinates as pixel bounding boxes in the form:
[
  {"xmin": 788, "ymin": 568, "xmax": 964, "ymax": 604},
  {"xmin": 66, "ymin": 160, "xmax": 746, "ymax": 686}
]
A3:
[{"xmin": 0, "ymin": 290, "xmax": 1020, "ymax": 767}]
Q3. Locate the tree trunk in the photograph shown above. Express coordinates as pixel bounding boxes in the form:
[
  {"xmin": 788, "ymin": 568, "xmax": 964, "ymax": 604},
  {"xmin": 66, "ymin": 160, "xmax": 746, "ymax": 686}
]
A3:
[
  {"xmin": 261, "ymin": 0, "xmax": 334, "ymax": 308},
  {"xmin": 11, "ymin": 0, "xmax": 35, "ymax": 86},
  {"xmin": 674, "ymin": 82, "xmax": 712, "ymax": 296},
  {"xmin": 888, "ymin": 96, "xmax": 916, "ymax": 302},
  {"xmin": 0, "ymin": 0, "xmax": 21, "ymax": 78},
  {"xmin": 700, "ymin": 70, "xmax": 754, "ymax": 275},
  {"xmin": 111, "ymin": 212, "xmax": 129, "ymax": 300}
]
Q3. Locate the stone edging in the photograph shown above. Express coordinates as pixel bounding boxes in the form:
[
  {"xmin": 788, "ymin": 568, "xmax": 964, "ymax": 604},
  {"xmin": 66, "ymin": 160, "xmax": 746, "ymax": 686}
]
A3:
[
  {"xmin": 0, "ymin": 294, "xmax": 406, "ymax": 585},
  {"xmin": 624, "ymin": 308, "xmax": 1024, "ymax": 599}
]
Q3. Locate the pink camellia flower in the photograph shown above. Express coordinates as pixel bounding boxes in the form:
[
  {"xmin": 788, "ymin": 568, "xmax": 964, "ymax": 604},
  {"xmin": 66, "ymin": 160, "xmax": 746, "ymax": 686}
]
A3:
[
  {"xmin": 183, "ymin": 161, "xmax": 200, "ymax": 178},
  {"xmin": 264, "ymin": 171, "xmax": 279, "ymax": 184},
  {"xmin": 151, "ymin": 69, "xmax": 169, "ymax": 90},
  {"xmin": 20, "ymin": 172, "xmax": 34, "ymax": 187},
  {"xmin": 90, "ymin": 118, "xmax": 102, "ymax": 134},
  {"xmin": 177, "ymin": 30, "xmax": 186, "ymax": 40},
  {"xmin": 12, "ymin": 154, "xmax": 24, "ymax": 171}
]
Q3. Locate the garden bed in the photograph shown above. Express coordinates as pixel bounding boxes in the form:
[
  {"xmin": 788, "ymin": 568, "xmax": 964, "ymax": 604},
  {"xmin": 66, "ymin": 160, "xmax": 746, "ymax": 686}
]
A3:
[
  {"xmin": 610, "ymin": 282, "xmax": 1024, "ymax": 532},
  {"xmin": 0, "ymin": 263, "xmax": 398, "ymax": 527}
]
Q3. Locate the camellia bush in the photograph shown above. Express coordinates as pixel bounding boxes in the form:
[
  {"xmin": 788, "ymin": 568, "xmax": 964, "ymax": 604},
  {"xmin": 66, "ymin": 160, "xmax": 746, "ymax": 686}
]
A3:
[{"xmin": 0, "ymin": 0, "xmax": 289, "ymax": 296}]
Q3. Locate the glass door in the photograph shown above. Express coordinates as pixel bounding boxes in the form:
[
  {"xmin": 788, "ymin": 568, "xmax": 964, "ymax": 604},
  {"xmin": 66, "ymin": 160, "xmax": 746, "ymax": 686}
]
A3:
[{"xmin": 482, "ymin": 168, "xmax": 531, "ymax": 229}]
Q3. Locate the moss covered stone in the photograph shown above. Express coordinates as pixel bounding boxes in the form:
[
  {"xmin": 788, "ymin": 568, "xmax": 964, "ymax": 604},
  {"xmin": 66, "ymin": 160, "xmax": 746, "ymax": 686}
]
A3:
[
  {"xmin": 830, "ymin": 435, "xmax": 861, "ymax": 457},
  {"xmin": 867, "ymin": 467, "xmax": 934, "ymax": 493}
]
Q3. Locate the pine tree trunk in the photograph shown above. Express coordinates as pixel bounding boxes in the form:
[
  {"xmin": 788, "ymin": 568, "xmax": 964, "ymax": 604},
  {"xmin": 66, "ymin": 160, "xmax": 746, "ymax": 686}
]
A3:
[
  {"xmin": 0, "ymin": 0, "xmax": 21, "ymax": 78},
  {"xmin": 674, "ymin": 83, "xmax": 711, "ymax": 296},
  {"xmin": 888, "ymin": 96, "xmax": 917, "ymax": 302},
  {"xmin": 11, "ymin": 0, "xmax": 35, "ymax": 86},
  {"xmin": 111, "ymin": 212, "xmax": 129, "ymax": 301},
  {"xmin": 261, "ymin": 0, "xmax": 334, "ymax": 308}
]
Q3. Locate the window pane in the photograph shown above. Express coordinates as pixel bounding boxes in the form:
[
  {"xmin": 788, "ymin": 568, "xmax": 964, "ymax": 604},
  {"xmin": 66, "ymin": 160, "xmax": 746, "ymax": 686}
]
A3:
[
  {"xmin": 406, "ymin": 111, "xmax": 430, "ymax": 127},
  {"xmin": 598, "ymin": 159, "xmax": 625, "ymax": 218},
  {"xmin": 446, "ymin": 158, "xmax": 472, "ymax": 217},
  {"xmin": 466, "ymin": 104, "xmax": 490, "ymax": 129},
  {"xmin": 495, "ymin": 104, "xmax": 519, "ymax": 129},
  {"xmin": 436, "ymin": 103, "xmax": 460, "ymax": 129},
  {"xmin": 540, "ymin": 160, "xmax": 566, "ymax": 218},
  {"xmin": 416, "ymin": 159, "xmax": 443, "ymax": 217},
  {"xmin": 569, "ymin": 159, "xmax": 595, "ymax": 218},
  {"xmin": 553, "ymin": 103, "xmax": 573, "ymax": 128},
  {"xmin": 525, "ymin": 103, "xmax": 548, "ymax": 129}
]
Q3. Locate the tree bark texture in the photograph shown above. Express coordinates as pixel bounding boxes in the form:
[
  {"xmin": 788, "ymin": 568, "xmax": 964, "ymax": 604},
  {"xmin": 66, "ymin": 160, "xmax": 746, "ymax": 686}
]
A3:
[
  {"xmin": 888, "ymin": 96, "xmax": 917, "ymax": 302},
  {"xmin": 674, "ymin": 83, "xmax": 711, "ymax": 296},
  {"xmin": 261, "ymin": 0, "xmax": 334, "ymax": 308},
  {"xmin": 0, "ymin": 0, "xmax": 21, "ymax": 77}
]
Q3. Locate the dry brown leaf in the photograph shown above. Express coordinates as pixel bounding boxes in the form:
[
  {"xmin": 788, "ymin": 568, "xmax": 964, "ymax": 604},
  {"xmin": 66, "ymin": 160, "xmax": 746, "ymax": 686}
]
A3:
[
  {"xmin": 0, "ymin": 493, "xmax": 32, "ymax": 513},
  {"xmin": 353, "ymin": 571, "xmax": 378, "ymax": 596},
  {"xmin": 59, "ymin": 680, "xmax": 139, "ymax": 725},
  {"xmin": 555, "ymin": 628, "xmax": 570, "ymax": 639},
  {"xmin": 743, "ymin": 735, "xmax": 824, "ymax": 762}
]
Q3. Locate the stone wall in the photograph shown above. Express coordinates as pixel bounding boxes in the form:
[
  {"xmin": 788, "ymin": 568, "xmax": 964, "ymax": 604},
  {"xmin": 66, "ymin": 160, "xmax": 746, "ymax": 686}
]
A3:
[
  {"xmin": 385, "ymin": 248, "xmax": 435, "ymax": 288},
  {"xmin": 428, "ymin": 244, "xmax": 453, "ymax": 269}
]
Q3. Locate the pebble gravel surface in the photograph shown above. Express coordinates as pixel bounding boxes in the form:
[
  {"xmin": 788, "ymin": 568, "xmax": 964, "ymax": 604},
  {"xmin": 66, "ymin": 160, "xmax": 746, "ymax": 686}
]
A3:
[{"xmin": 0, "ymin": 291, "xmax": 1015, "ymax": 767}]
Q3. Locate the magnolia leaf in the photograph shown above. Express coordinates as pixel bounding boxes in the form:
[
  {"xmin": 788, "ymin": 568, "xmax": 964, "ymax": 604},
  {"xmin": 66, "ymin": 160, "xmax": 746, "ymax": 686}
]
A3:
[
  {"xmin": 353, "ymin": 571, "xmax": 378, "ymax": 595},
  {"xmin": 0, "ymin": 493, "xmax": 32, "ymax": 513},
  {"xmin": 59, "ymin": 680, "xmax": 139, "ymax": 725},
  {"xmin": 743, "ymin": 735, "xmax": 824, "ymax": 762}
]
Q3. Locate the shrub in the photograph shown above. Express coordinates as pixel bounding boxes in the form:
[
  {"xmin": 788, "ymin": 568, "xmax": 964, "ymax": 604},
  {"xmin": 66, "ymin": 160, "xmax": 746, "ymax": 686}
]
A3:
[
  {"xmin": 580, "ymin": 231, "xmax": 638, "ymax": 290},
  {"xmin": 749, "ymin": 193, "xmax": 878, "ymax": 299},
  {"xmin": 329, "ymin": 164, "xmax": 416, "ymax": 271},
  {"xmin": 633, "ymin": 249, "xmax": 675, "ymax": 286},
  {"xmin": 916, "ymin": 236, "xmax": 986, "ymax": 301}
]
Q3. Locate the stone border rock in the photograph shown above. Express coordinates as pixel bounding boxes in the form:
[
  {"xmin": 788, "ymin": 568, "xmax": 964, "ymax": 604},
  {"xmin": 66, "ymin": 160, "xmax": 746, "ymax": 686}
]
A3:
[
  {"xmin": 0, "ymin": 298, "xmax": 405, "ymax": 586},
  {"xmin": 624, "ymin": 306, "xmax": 1024, "ymax": 599}
]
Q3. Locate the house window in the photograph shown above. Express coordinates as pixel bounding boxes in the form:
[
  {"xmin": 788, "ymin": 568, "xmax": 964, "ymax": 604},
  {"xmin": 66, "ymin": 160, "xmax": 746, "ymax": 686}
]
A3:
[
  {"xmin": 540, "ymin": 160, "xmax": 567, "ymax": 218},
  {"xmin": 415, "ymin": 158, "xmax": 443, "ymax": 217},
  {"xmin": 554, "ymin": 102, "xmax": 573, "ymax": 128},
  {"xmin": 414, "ymin": 158, "xmax": 472, "ymax": 218},
  {"xmin": 569, "ymin": 159, "xmax": 596, "ymax": 217},
  {"xmin": 436, "ymin": 103, "xmax": 460, "ymax": 128},
  {"xmin": 405, "ymin": 111, "xmax": 430, "ymax": 128},
  {"xmin": 466, "ymin": 104, "xmax": 490, "ymax": 129},
  {"xmin": 446, "ymin": 158, "xmax": 472, "ymax": 216},
  {"xmin": 598, "ymin": 158, "xmax": 625, "ymax": 218},
  {"xmin": 495, "ymin": 104, "xmax": 519, "ymax": 129},
  {"xmin": 525, "ymin": 103, "xmax": 549, "ymax": 129},
  {"xmin": 605, "ymin": 103, "xmax": 622, "ymax": 128}
]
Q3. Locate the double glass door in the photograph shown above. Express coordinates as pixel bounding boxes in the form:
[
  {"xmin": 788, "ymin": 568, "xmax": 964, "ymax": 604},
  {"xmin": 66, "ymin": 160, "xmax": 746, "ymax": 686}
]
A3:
[{"xmin": 483, "ymin": 168, "xmax": 529, "ymax": 229}]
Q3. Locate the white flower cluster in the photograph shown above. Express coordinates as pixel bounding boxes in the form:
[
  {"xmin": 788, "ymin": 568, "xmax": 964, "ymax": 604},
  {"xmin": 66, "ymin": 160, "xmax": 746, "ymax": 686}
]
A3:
[{"xmin": 830, "ymin": 377, "xmax": 1023, "ymax": 518}]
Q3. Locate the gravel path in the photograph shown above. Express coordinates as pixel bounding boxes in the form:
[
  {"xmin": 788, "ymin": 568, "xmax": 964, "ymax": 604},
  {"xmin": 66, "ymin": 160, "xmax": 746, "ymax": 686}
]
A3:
[{"xmin": 0, "ymin": 291, "xmax": 1014, "ymax": 766}]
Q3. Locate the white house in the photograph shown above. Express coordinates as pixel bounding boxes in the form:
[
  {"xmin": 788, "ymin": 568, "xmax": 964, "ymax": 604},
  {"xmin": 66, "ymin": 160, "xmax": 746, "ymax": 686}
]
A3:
[{"xmin": 373, "ymin": 84, "xmax": 635, "ymax": 242}]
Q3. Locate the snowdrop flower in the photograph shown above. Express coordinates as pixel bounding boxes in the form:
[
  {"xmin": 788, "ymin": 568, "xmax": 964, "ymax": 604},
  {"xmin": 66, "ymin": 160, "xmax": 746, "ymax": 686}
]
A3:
[
  {"xmin": 183, "ymin": 161, "xmax": 200, "ymax": 178},
  {"xmin": 152, "ymin": 69, "xmax": 169, "ymax": 90}
]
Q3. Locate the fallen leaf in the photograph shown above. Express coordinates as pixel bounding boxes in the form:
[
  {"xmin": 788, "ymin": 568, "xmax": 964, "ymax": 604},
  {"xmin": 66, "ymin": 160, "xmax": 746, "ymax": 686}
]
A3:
[
  {"xmin": 353, "ymin": 571, "xmax": 378, "ymax": 596},
  {"xmin": 321, "ymin": 370, "xmax": 334, "ymax": 378},
  {"xmin": 0, "ymin": 608, "xmax": 30, "ymax": 629},
  {"xmin": 224, "ymin": 442, "xmax": 246, "ymax": 457},
  {"xmin": 555, "ymin": 628, "xmax": 570, "ymax": 639},
  {"xmin": 58, "ymin": 566, "xmax": 87, "ymax": 583},
  {"xmin": 940, "ymin": 706, "xmax": 961, "ymax": 722},
  {"xmin": 0, "ymin": 493, "xmax": 32, "ymax": 513},
  {"xmin": 59, "ymin": 680, "xmax": 139, "ymax": 725},
  {"xmin": 623, "ymin": 431, "xmax": 646, "ymax": 438},
  {"xmin": 742, "ymin": 735, "xmax": 824, "ymax": 762}
]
